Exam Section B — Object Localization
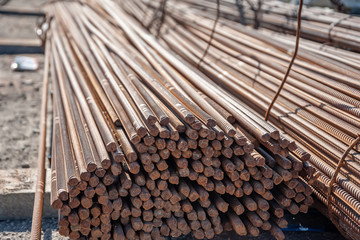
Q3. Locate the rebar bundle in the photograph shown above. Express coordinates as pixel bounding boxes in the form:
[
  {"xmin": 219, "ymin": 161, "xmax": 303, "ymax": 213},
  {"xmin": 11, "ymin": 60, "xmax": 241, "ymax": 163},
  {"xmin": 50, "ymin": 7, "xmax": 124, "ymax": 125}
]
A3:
[
  {"xmin": 124, "ymin": 0, "xmax": 360, "ymax": 239},
  {"xmin": 187, "ymin": 0, "xmax": 360, "ymax": 52},
  {"xmin": 43, "ymin": 0, "xmax": 317, "ymax": 239}
]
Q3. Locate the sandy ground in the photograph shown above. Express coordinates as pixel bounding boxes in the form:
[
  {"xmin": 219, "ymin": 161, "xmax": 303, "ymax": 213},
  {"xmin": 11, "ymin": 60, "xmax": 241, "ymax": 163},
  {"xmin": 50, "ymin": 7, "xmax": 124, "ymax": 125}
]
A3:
[
  {"xmin": 0, "ymin": 54, "xmax": 45, "ymax": 169},
  {"xmin": 0, "ymin": 0, "xmax": 53, "ymax": 171},
  {"xmin": 0, "ymin": 0, "xmax": 47, "ymax": 169}
]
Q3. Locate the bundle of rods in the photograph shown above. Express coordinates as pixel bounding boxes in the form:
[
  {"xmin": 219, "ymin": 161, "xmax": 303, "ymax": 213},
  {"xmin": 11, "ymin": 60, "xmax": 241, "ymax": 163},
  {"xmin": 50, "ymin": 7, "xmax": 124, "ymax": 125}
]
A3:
[
  {"xmin": 44, "ymin": 0, "xmax": 316, "ymax": 239},
  {"xmin": 183, "ymin": 0, "xmax": 360, "ymax": 52},
  {"xmin": 124, "ymin": 0, "xmax": 360, "ymax": 239}
]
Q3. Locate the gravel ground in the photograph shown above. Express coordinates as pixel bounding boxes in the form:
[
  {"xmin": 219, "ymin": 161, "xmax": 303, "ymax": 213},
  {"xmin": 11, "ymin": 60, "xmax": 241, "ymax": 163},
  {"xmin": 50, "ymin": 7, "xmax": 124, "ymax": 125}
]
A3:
[
  {"xmin": 0, "ymin": 218, "xmax": 65, "ymax": 240},
  {"xmin": 0, "ymin": 217, "xmax": 344, "ymax": 240}
]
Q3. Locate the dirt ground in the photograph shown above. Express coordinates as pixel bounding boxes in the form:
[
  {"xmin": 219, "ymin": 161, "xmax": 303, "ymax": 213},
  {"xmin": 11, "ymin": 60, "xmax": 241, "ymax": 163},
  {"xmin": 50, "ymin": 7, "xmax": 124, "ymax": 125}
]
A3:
[
  {"xmin": 0, "ymin": 0, "xmax": 47, "ymax": 169},
  {"xmin": 0, "ymin": 0, "xmax": 350, "ymax": 239},
  {"xmin": 0, "ymin": 54, "xmax": 45, "ymax": 169}
]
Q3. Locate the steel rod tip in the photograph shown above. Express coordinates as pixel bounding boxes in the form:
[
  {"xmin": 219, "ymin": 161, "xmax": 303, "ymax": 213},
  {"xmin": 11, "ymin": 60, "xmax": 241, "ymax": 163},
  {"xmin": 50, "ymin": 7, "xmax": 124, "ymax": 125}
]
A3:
[
  {"xmin": 185, "ymin": 114, "xmax": 196, "ymax": 124},
  {"xmin": 207, "ymin": 119, "xmax": 217, "ymax": 127},
  {"xmin": 159, "ymin": 116, "xmax": 170, "ymax": 126},
  {"xmin": 87, "ymin": 162, "xmax": 98, "ymax": 172},
  {"xmin": 260, "ymin": 133, "xmax": 271, "ymax": 143},
  {"xmin": 130, "ymin": 134, "xmax": 141, "ymax": 144},
  {"xmin": 101, "ymin": 158, "xmax": 112, "ymax": 169},
  {"xmin": 106, "ymin": 142, "xmax": 117, "ymax": 152},
  {"xmin": 270, "ymin": 131, "xmax": 280, "ymax": 140}
]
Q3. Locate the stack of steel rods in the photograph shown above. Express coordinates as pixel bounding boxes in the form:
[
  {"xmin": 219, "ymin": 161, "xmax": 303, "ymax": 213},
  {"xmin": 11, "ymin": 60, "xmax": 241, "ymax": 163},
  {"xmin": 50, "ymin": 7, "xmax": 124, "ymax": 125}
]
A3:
[
  {"xmin": 124, "ymin": 0, "xmax": 360, "ymax": 239},
  {"xmin": 181, "ymin": 0, "xmax": 360, "ymax": 52},
  {"xmin": 44, "ymin": 0, "xmax": 315, "ymax": 239}
]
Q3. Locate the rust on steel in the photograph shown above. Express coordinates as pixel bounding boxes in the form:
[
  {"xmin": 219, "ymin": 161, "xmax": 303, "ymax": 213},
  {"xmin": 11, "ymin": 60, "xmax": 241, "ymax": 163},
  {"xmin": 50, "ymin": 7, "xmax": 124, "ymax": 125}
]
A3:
[
  {"xmin": 264, "ymin": 0, "xmax": 303, "ymax": 121},
  {"xmin": 30, "ymin": 27, "xmax": 51, "ymax": 240}
]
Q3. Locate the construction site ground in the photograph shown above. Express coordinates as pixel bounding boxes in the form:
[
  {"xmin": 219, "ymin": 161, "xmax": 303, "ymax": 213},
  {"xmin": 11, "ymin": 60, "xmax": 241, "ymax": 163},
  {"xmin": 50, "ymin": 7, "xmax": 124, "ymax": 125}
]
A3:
[{"xmin": 0, "ymin": 0, "xmax": 348, "ymax": 239}]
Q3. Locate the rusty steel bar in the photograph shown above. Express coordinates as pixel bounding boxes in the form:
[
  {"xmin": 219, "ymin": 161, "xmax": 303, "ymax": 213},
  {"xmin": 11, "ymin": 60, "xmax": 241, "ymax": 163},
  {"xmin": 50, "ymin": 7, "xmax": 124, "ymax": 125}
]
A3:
[
  {"xmin": 264, "ymin": 0, "xmax": 303, "ymax": 121},
  {"xmin": 30, "ymin": 28, "xmax": 51, "ymax": 240},
  {"xmin": 127, "ymin": 1, "xmax": 360, "ymax": 239}
]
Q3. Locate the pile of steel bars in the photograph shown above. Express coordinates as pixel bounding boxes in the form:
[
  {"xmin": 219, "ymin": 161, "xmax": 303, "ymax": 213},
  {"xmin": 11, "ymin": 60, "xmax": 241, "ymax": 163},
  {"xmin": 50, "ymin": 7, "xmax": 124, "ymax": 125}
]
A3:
[
  {"xmin": 183, "ymin": 0, "xmax": 360, "ymax": 52},
  {"xmin": 123, "ymin": 0, "xmax": 360, "ymax": 239},
  {"xmin": 43, "ymin": 0, "xmax": 317, "ymax": 239}
]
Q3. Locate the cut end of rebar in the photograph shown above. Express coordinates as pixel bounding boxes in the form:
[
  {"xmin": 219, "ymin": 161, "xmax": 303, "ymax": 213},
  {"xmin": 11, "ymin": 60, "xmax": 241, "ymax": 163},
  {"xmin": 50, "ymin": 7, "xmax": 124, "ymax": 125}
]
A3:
[
  {"xmin": 95, "ymin": 167, "xmax": 106, "ymax": 178},
  {"xmin": 260, "ymin": 133, "xmax": 271, "ymax": 143},
  {"xmin": 137, "ymin": 126, "xmax": 148, "ymax": 138},
  {"xmin": 159, "ymin": 130, "xmax": 170, "ymax": 139},
  {"xmin": 185, "ymin": 114, "xmax": 195, "ymax": 125},
  {"xmin": 87, "ymin": 162, "xmax": 98, "ymax": 172},
  {"xmin": 235, "ymin": 135, "xmax": 248, "ymax": 146},
  {"xmin": 159, "ymin": 116, "xmax": 170, "ymax": 126},
  {"xmin": 227, "ymin": 128, "xmax": 236, "ymax": 137},
  {"xmin": 207, "ymin": 118, "xmax": 216, "ymax": 128},
  {"xmin": 106, "ymin": 141, "xmax": 117, "ymax": 152},
  {"xmin": 177, "ymin": 125, "xmax": 186, "ymax": 133},
  {"xmin": 51, "ymin": 198, "xmax": 63, "ymax": 210},
  {"xmin": 58, "ymin": 189, "xmax": 69, "ymax": 201},
  {"xmin": 129, "ymin": 162, "xmax": 140, "ymax": 174},
  {"xmin": 216, "ymin": 131, "xmax": 225, "ymax": 141},
  {"xmin": 80, "ymin": 171, "xmax": 91, "ymax": 182},
  {"xmin": 147, "ymin": 115, "xmax": 157, "ymax": 126},
  {"xmin": 68, "ymin": 177, "xmax": 79, "ymax": 187},
  {"xmin": 149, "ymin": 128, "xmax": 160, "ymax": 137},
  {"xmin": 101, "ymin": 158, "xmax": 112, "ymax": 169},
  {"xmin": 227, "ymin": 116, "xmax": 236, "ymax": 124},
  {"xmin": 130, "ymin": 134, "xmax": 141, "ymax": 145},
  {"xmin": 288, "ymin": 141, "xmax": 298, "ymax": 152},
  {"xmin": 187, "ymin": 129, "xmax": 199, "ymax": 140},
  {"xmin": 299, "ymin": 151, "xmax": 310, "ymax": 161},
  {"xmin": 270, "ymin": 131, "xmax": 280, "ymax": 140},
  {"xmin": 244, "ymin": 142, "xmax": 254, "ymax": 153},
  {"xmin": 127, "ymin": 152, "xmax": 138, "ymax": 163}
]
